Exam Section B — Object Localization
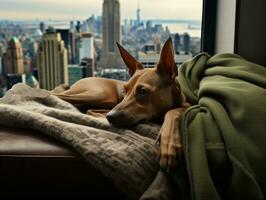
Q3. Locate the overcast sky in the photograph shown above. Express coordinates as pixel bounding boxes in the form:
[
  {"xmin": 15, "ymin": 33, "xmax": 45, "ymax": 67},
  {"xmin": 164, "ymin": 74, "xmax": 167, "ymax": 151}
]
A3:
[{"xmin": 0, "ymin": 0, "xmax": 202, "ymax": 21}]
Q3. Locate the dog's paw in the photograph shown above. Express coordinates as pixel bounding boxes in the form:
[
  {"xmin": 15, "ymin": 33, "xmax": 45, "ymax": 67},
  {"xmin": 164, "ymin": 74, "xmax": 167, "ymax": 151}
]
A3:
[{"xmin": 158, "ymin": 109, "xmax": 183, "ymax": 172}]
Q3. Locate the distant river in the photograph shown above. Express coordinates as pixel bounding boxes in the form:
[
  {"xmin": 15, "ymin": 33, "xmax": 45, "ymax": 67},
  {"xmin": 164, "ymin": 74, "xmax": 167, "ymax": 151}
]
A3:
[{"xmin": 162, "ymin": 23, "xmax": 201, "ymax": 38}]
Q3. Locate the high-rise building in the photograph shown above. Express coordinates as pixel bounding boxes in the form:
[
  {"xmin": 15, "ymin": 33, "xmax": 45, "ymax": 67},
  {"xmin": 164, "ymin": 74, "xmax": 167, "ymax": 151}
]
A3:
[
  {"xmin": 40, "ymin": 22, "xmax": 45, "ymax": 33},
  {"xmin": 174, "ymin": 33, "xmax": 181, "ymax": 54},
  {"xmin": 0, "ymin": 43, "xmax": 4, "ymax": 56},
  {"xmin": 146, "ymin": 20, "xmax": 153, "ymax": 34},
  {"xmin": 68, "ymin": 65, "xmax": 88, "ymax": 86},
  {"xmin": 99, "ymin": 0, "xmax": 123, "ymax": 68},
  {"xmin": 76, "ymin": 21, "xmax": 81, "ymax": 33},
  {"xmin": 80, "ymin": 57, "xmax": 94, "ymax": 77},
  {"xmin": 57, "ymin": 29, "xmax": 71, "ymax": 64},
  {"xmin": 2, "ymin": 37, "xmax": 24, "ymax": 75},
  {"xmin": 79, "ymin": 33, "xmax": 94, "ymax": 63},
  {"xmin": 22, "ymin": 37, "xmax": 38, "ymax": 57},
  {"xmin": 154, "ymin": 36, "xmax": 161, "ymax": 54},
  {"xmin": 136, "ymin": 1, "xmax": 141, "ymax": 27},
  {"xmin": 37, "ymin": 27, "xmax": 68, "ymax": 90},
  {"xmin": 6, "ymin": 73, "xmax": 26, "ymax": 90},
  {"xmin": 183, "ymin": 32, "xmax": 191, "ymax": 53}
]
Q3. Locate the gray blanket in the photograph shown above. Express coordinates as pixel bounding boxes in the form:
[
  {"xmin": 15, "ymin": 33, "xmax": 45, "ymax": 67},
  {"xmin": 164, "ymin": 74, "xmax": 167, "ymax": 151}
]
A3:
[{"xmin": 0, "ymin": 83, "xmax": 170, "ymax": 200}]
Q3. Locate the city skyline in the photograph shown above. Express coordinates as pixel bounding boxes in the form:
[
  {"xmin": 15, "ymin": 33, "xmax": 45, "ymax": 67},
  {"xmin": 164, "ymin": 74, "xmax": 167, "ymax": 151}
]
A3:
[{"xmin": 0, "ymin": 0, "xmax": 202, "ymax": 21}]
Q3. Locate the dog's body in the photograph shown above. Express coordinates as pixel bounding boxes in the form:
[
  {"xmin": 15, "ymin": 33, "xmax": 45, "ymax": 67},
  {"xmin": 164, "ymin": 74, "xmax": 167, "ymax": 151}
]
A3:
[{"xmin": 52, "ymin": 38, "xmax": 190, "ymax": 171}]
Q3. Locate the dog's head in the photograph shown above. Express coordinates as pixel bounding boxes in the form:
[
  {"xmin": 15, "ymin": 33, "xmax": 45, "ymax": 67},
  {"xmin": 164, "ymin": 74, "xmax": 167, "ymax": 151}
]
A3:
[{"xmin": 106, "ymin": 38, "xmax": 183, "ymax": 127}]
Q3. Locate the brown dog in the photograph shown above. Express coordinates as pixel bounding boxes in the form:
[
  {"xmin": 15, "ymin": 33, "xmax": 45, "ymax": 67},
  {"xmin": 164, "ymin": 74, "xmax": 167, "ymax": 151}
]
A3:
[{"xmin": 52, "ymin": 38, "xmax": 190, "ymax": 171}]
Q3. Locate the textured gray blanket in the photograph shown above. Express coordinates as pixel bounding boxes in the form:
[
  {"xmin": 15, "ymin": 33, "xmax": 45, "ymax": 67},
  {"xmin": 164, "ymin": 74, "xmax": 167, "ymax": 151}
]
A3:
[{"xmin": 0, "ymin": 83, "xmax": 170, "ymax": 199}]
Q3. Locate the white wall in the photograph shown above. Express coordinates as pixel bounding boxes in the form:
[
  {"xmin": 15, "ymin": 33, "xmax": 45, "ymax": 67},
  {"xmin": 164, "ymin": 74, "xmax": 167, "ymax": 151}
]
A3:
[{"xmin": 215, "ymin": 0, "xmax": 237, "ymax": 53}]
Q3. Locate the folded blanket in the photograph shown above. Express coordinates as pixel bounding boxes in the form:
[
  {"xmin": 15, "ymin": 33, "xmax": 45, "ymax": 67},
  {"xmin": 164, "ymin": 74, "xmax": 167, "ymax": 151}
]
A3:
[
  {"xmin": 178, "ymin": 53, "xmax": 266, "ymax": 199},
  {"xmin": 0, "ymin": 83, "xmax": 162, "ymax": 200}
]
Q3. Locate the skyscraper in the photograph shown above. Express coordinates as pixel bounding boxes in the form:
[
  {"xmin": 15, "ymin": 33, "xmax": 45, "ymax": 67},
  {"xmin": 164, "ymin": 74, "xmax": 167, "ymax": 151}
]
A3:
[
  {"xmin": 183, "ymin": 32, "xmax": 191, "ymax": 54},
  {"xmin": 136, "ymin": 1, "xmax": 141, "ymax": 27},
  {"xmin": 37, "ymin": 27, "xmax": 68, "ymax": 90},
  {"xmin": 40, "ymin": 22, "xmax": 45, "ymax": 33},
  {"xmin": 2, "ymin": 37, "xmax": 24, "ymax": 75},
  {"xmin": 174, "ymin": 33, "xmax": 181, "ymax": 54},
  {"xmin": 57, "ymin": 29, "xmax": 71, "ymax": 64},
  {"xmin": 79, "ymin": 32, "xmax": 94, "ymax": 63},
  {"xmin": 99, "ymin": 0, "xmax": 123, "ymax": 68}
]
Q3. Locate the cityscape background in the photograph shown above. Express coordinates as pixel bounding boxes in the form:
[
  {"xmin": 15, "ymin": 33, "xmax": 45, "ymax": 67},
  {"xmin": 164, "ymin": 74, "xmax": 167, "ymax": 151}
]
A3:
[{"xmin": 0, "ymin": 0, "xmax": 203, "ymax": 96}]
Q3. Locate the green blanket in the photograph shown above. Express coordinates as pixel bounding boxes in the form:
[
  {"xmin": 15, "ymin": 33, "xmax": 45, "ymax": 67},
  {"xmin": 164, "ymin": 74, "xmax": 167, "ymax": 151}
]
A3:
[{"xmin": 177, "ymin": 53, "xmax": 266, "ymax": 199}]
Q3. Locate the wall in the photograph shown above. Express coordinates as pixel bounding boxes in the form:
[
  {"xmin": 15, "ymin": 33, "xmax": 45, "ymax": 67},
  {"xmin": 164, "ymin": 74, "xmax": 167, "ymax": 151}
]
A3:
[
  {"xmin": 215, "ymin": 0, "xmax": 236, "ymax": 53},
  {"xmin": 234, "ymin": 0, "xmax": 266, "ymax": 66}
]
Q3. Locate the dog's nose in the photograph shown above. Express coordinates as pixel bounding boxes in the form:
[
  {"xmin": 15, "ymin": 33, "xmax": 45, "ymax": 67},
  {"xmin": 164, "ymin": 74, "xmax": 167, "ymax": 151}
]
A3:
[{"xmin": 106, "ymin": 112, "xmax": 118, "ymax": 124}]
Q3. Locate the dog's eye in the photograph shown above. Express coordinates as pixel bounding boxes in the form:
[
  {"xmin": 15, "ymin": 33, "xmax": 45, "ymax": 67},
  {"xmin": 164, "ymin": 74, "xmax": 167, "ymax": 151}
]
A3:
[{"xmin": 136, "ymin": 88, "xmax": 148, "ymax": 98}]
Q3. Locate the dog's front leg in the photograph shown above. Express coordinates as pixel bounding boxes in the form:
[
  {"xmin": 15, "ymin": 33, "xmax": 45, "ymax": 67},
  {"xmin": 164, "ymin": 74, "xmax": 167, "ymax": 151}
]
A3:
[{"xmin": 159, "ymin": 103, "xmax": 190, "ymax": 172}]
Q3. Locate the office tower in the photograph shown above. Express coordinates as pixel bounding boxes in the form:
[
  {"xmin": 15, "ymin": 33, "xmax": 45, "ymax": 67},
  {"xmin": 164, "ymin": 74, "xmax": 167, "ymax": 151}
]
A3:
[
  {"xmin": 75, "ymin": 35, "xmax": 82, "ymax": 64},
  {"xmin": 174, "ymin": 33, "xmax": 181, "ymax": 54},
  {"xmin": 69, "ymin": 32, "xmax": 76, "ymax": 64},
  {"xmin": 40, "ymin": 22, "xmax": 45, "ymax": 33},
  {"xmin": 183, "ymin": 32, "xmax": 191, "ymax": 53},
  {"xmin": 23, "ymin": 56, "xmax": 32, "ymax": 75},
  {"xmin": 95, "ymin": 16, "xmax": 102, "ymax": 35},
  {"xmin": 57, "ymin": 29, "xmax": 71, "ymax": 63},
  {"xmin": 2, "ymin": 37, "xmax": 24, "ymax": 75},
  {"xmin": 6, "ymin": 73, "xmax": 26, "ymax": 90},
  {"xmin": 76, "ymin": 21, "xmax": 81, "ymax": 33},
  {"xmin": 0, "ymin": 43, "xmax": 4, "ymax": 56},
  {"xmin": 136, "ymin": 1, "xmax": 141, "ymax": 27},
  {"xmin": 37, "ymin": 27, "xmax": 68, "ymax": 90},
  {"xmin": 146, "ymin": 20, "xmax": 152, "ymax": 34},
  {"xmin": 99, "ymin": 0, "xmax": 123, "ymax": 68},
  {"xmin": 68, "ymin": 65, "xmax": 88, "ymax": 86},
  {"xmin": 22, "ymin": 37, "xmax": 38, "ymax": 57},
  {"xmin": 26, "ymin": 74, "xmax": 39, "ymax": 88},
  {"xmin": 81, "ymin": 21, "xmax": 90, "ymax": 33},
  {"xmin": 33, "ymin": 29, "xmax": 43, "ymax": 41},
  {"xmin": 154, "ymin": 36, "xmax": 161, "ymax": 54},
  {"xmin": 80, "ymin": 57, "xmax": 94, "ymax": 77},
  {"xmin": 79, "ymin": 33, "xmax": 94, "ymax": 63}
]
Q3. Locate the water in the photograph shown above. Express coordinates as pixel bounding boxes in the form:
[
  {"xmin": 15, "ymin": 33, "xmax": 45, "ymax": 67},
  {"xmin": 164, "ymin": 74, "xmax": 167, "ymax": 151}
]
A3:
[{"xmin": 162, "ymin": 23, "xmax": 201, "ymax": 37}]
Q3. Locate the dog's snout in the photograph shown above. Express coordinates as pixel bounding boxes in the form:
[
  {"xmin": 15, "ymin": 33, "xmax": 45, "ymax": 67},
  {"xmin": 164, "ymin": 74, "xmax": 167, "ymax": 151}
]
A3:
[
  {"xmin": 106, "ymin": 110, "xmax": 133, "ymax": 127},
  {"xmin": 106, "ymin": 112, "xmax": 118, "ymax": 124}
]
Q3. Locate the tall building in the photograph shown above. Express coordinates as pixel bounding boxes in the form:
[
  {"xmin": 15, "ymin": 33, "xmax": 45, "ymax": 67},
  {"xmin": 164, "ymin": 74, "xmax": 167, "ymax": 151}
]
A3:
[
  {"xmin": 79, "ymin": 32, "xmax": 94, "ymax": 63},
  {"xmin": 6, "ymin": 74, "xmax": 26, "ymax": 90},
  {"xmin": 68, "ymin": 65, "xmax": 88, "ymax": 86},
  {"xmin": 99, "ymin": 0, "xmax": 123, "ymax": 68},
  {"xmin": 174, "ymin": 33, "xmax": 181, "ymax": 54},
  {"xmin": 40, "ymin": 22, "xmax": 45, "ymax": 33},
  {"xmin": 80, "ymin": 57, "xmax": 94, "ymax": 77},
  {"xmin": 183, "ymin": 32, "xmax": 191, "ymax": 53},
  {"xmin": 69, "ymin": 21, "xmax": 76, "ymax": 64},
  {"xmin": 37, "ymin": 27, "xmax": 68, "ymax": 90},
  {"xmin": 2, "ymin": 37, "xmax": 24, "ymax": 75},
  {"xmin": 136, "ymin": 1, "xmax": 141, "ymax": 27},
  {"xmin": 57, "ymin": 29, "xmax": 71, "ymax": 63},
  {"xmin": 138, "ymin": 44, "xmax": 192, "ymax": 68}
]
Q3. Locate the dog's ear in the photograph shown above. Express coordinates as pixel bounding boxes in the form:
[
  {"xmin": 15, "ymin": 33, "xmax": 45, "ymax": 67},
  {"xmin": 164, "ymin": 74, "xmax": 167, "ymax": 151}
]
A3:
[
  {"xmin": 116, "ymin": 42, "xmax": 143, "ymax": 76},
  {"xmin": 157, "ymin": 37, "xmax": 177, "ymax": 81}
]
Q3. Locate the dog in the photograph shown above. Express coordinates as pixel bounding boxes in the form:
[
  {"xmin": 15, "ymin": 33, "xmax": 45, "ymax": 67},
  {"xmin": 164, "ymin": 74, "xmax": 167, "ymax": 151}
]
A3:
[{"xmin": 52, "ymin": 38, "xmax": 190, "ymax": 172}]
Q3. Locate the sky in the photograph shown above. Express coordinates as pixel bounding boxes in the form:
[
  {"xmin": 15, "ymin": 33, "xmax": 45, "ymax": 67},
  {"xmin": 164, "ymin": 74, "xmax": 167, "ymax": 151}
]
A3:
[{"xmin": 0, "ymin": 0, "xmax": 202, "ymax": 21}]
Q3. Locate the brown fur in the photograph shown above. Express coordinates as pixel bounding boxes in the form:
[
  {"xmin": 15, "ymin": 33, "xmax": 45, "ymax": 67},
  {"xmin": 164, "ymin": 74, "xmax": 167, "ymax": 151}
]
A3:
[{"xmin": 52, "ymin": 38, "xmax": 190, "ymax": 171}]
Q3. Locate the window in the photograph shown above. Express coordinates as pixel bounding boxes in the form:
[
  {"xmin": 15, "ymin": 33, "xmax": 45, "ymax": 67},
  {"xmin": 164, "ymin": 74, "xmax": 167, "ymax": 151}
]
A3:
[{"xmin": 0, "ymin": 0, "xmax": 203, "ymax": 94}]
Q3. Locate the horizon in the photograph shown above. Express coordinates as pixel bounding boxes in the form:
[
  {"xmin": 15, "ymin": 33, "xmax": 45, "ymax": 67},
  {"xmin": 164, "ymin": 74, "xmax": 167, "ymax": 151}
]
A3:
[{"xmin": 0, "ymin": 0, "xmax": 202, "ymax": 21}]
